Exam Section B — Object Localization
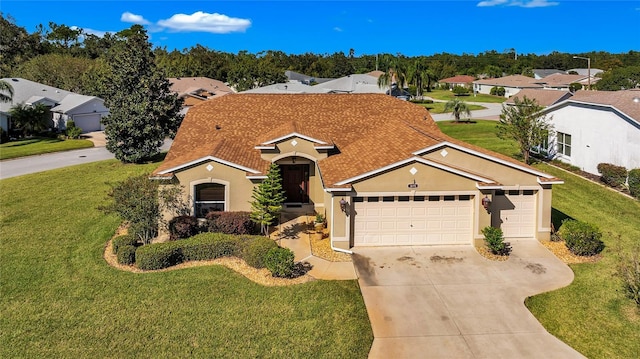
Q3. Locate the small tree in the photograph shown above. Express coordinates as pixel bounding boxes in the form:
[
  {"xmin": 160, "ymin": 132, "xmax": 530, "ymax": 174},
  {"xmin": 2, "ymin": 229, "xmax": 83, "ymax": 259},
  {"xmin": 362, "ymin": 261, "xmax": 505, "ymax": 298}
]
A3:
[
  {"xmin": 444, "ymin": 98, "xmax": 472, "ymax": 122},
  {"xmin": 9, "ymin": 103, "xmax": 50, "ymax": 136},
  {"xmin": 569, "ymin": 82, "xmax": 583, "ymax": 92},
  {"xmin": 0, "ymin": 80, "xmax": 14, "ymax": 103},
  {"xmin": 497, "ymin": 96, "xmax": 553, "ymax": 164},
  {"xmin": 250, "ymin": 163, "xmax": 286, "ymax": 235}
]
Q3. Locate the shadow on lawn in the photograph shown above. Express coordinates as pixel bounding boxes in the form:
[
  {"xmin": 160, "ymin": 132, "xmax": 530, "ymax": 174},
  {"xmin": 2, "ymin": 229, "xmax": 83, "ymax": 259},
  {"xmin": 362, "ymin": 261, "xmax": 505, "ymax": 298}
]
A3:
[{"xmin": 551, "ymin": 207, "xmax": 574, "ymax": 232}]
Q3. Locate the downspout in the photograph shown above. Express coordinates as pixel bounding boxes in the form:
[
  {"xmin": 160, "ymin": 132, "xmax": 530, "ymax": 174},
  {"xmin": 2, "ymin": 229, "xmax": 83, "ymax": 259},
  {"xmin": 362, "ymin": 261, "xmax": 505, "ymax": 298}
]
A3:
[{"xmin": 330, "ymin": 195, "xmax": 353, "ymax": 255}]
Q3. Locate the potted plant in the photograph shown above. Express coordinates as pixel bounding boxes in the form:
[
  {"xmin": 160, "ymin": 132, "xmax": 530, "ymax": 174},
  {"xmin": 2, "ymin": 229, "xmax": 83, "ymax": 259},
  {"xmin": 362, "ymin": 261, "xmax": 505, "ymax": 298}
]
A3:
[{"xmin": 314, "ymin": 213, "xmax": 325, "ymax": 231}]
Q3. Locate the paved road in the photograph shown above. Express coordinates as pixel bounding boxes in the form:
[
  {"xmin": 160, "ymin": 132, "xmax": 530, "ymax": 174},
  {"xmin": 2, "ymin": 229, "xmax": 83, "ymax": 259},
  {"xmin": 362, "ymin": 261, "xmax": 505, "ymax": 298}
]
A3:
[
  {"xmin": 353, "ymin": 240, "xmax": 585, "ymax": 359},
  {"xmin": 426, "ymin": 97, "xmax": 504, "ymax": 122},
  {"xmin": 0, "ymin": 138, "xmax": 173, "ymax": 180}
]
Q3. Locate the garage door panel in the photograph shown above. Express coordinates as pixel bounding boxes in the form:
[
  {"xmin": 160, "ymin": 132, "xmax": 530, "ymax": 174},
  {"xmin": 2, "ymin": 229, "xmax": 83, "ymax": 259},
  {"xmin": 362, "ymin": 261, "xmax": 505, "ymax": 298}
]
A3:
[
  {"xmin": 498, "ymin": 192, "xmax": 536, "ymax": 238},
  {"xmin": 354, "ymin": 196, "xmax": 473, "ymax": 246}
]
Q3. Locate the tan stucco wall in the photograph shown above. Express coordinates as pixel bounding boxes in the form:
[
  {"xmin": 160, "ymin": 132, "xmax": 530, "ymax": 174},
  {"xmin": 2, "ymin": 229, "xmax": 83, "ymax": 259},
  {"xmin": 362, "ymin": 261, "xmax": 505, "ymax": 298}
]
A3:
[
  {"xmin": 538, "ymin": 186, "xmax": 553, "ymax": 240},
  {"xmin": 174, "ymin": 160, "xmax": 256, "ymax": 213},
  {"xmin": 422, "ymin": 147, "xmax": 539, "ymax": 186}
]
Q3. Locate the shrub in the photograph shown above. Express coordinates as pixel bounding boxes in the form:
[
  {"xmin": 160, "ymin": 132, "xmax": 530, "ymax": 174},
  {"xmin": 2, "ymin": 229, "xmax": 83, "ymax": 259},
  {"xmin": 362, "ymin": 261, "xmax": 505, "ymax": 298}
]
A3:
[
  {"xmin": 481, "ymin": 226, "xmax": 511, "ymax": 256},
  {"xmin": 135, "ymin": 242, "xmax": 183, "ymax": 270},
  {"xmin": 206, "ymin": 211, "xmax": 259, "ymax": 235},
  {"xmin": 181, "ymin": 232, "xmax": 240, "ymax": 261},
  {"xmin": 616, "ymin": 245, "xmax": 640, "ymax": 308},
  {"xmin": 628, "ymin": 169, "xmax": 640, "ymax": 199},
  {"xmin": 241, "ymin": 236, "xmax": 278, "ymax": 268},
  {"xmin": 112, "ymin": 234, "xmax": 138, "ymax": 255},
  {"xmin": 117, "ymin": 245, "xmax": 137, "ymax": 265},
  {"xmin": 66, "ymin": 126, "xmax": 82, "ymax": 139},
  {"xmin": 558, "ymin": 220, "xmax": 604, "ymax": 256},
  {"xmin": 452, "ymin": 85, "xmax": 470, "ymax": 95},
  {"xmin": 0, "ymin": 127, "xmax": 8, "ymax": 143},
  {"xmin": 265, "ymin": 247, "xmax": 296, "ymax": 278},
  {"xmin": 168, "ymin": 215, "xmax": 200, "ymax": 240},
  {"xmin": 597, "ymin": 163, "xmax": 628, "ymax": 188}
]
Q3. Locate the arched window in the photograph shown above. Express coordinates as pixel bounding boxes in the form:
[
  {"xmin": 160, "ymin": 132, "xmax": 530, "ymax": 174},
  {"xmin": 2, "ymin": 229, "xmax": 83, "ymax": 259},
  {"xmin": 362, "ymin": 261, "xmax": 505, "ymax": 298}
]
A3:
[{"xmin": 194, "ymin": 183, "xmax": 225, "ymax": 218}]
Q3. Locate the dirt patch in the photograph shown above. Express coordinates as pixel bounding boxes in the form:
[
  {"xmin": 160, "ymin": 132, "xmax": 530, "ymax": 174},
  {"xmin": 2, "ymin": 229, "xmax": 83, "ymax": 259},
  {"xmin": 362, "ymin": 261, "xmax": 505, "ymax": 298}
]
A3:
[
  {"xmin": 475, "ymin": 244, "xmax": 509, "ymax": 262},
  {"xmin": 430, "ymin": 255, "xmax": 463, "ymax": 263},
  {"xmin": 397, "ymin": 256, "xmax": 414, "ymax": 262},
  {"xmin": 524, "ymin": 262, "xmax": 547, "ymax": 274},
  {"xmin": 539, "ymin": 240, "xmax": 601, "ymax": 264},
  {"xmin": 352, "ymin": 253, "xmax": 377, "ymax": 286}
]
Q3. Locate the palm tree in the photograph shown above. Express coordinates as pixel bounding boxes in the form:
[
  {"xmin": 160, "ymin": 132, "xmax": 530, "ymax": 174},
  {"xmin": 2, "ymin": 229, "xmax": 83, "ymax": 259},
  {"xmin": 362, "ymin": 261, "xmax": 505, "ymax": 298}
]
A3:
[
  {"xmin": 378, "ymin": 58, "xmax": 407, "ymax": 97},
  {"xmin": 0, "ymin": 80, "xmax": 14, "ymax": 103},
  {"xmin": 444, "ymin": 98, "xmax": 472, "ymax": 123},
  {"xmin": 407, "ymin": 59, "xmax": 439, "ymax": 99}
]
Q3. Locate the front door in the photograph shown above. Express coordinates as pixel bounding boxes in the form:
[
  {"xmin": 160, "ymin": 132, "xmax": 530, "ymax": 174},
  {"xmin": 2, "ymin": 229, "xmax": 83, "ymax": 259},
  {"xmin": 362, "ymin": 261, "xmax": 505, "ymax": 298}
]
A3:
[{"xmin": 281, "ymin": 165, "xmax": 309, "ymax": 203}]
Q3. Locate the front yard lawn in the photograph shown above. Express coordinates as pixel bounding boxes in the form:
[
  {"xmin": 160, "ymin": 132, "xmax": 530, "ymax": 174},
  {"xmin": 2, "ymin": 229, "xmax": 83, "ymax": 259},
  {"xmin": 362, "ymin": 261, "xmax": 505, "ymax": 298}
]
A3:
[
  {"xmin": 438, "ymin": 120, "xmax": 640, "ymax": 359},
  {"xmin": 0, "ymin": 136, "xmax": 94, "ymax": 160},
  {"xmin": 0, "ymin": 160, "xmax": 372, "ymax": 358},
  {"xmin": 426, "ymin": 89, "xmax": 506, "ymax": 103},
  {"xmin": 415, "ymin": 101, "xmax": 485, "ymax": 114}
]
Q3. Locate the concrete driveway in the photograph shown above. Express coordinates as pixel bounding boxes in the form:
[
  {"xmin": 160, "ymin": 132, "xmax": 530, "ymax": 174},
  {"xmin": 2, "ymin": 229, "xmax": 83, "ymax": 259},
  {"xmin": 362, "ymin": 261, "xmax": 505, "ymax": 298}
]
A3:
[{"xmin": 353, "ymin": 240, "xmax": 585, "ymax": 358}]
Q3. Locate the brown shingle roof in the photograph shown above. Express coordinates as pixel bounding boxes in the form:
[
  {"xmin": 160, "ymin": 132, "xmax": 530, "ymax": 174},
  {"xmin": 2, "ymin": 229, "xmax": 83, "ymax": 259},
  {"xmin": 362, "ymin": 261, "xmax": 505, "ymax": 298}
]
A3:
[
  {"xmin": 155, "ymin": 93, "xmax": 551, "ymax": 186},
  {"xmin": 169, "ymin": 77, "xmax": 233, "ymax": 98},
  {"xmin": 564, "ymin": 90, "xmax": 640, "ymax": 124},
  {"xmin": 505, "ymin": 89, "xmax": 573, "ymax": 107},
  {"xmin": 439, "ymin": 75, "xmax": 476, "ymax": 84},
  {"xmin": 535, "ymin": 73, "xmax": 587, "ymax": 87}
]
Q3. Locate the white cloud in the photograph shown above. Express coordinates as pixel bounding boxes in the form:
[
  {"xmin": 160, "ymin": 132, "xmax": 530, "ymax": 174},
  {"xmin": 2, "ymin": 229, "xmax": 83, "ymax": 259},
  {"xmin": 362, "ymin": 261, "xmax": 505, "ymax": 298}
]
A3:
[
  {"xmin": 157, "ymin": 11, "xmax": 251, "ymax": 33},
  {"xmin": 477, "ymin": 0, "xmax": 558, "ymax": 7},
  {"xmin": 334, "ymin": 27, "xmax": 343, "ymax": 32},
  {"xmin": 121, "ymin": 12, "xmax": 151, "ymax": 25},
  {"xmin": 81, "ymin": 28, "xmax": 108, "ymax": 37}
]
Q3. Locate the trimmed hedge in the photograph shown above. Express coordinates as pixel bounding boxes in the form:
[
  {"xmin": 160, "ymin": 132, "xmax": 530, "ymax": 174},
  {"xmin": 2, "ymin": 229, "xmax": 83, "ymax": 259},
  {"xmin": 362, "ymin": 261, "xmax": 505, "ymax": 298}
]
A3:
[
  {"xmin": 628, "ymin": 168, "xmax": 640, "ymax": 199},
  {"xmin": 242, "ymin": 236, "xmax": 278, "ymax": 268},
  {"xmin": 265, "ymin": 247, "xmax": 295, "ymax": 278},
  {"xmin": 597, "ymin": 163, "xmax": 628, "ymax": 188},
  {"xmin": 112, "ymin": 234, "xmax": 138, "ymax": 255},
  {"xmin": 558, "ymin": 220, "xmax": 604, "ymax": 256},
  {"xmin": 181, "ymin": 232, "xmax": 240, "ymax": 261},
  {"xmin": 168, "ymin": 215, "xmax": 200, "ymax": 240},
  {"xmin": 206, "ymin": 211, "xmax": 259, "ymax": 235},
  {"xmin": 117, "ymin": 245, "xmax": 137, "ymax": 265},
  {"xmin": 135, "ymin": 242, "xmax": 183, "ymax": 270}
]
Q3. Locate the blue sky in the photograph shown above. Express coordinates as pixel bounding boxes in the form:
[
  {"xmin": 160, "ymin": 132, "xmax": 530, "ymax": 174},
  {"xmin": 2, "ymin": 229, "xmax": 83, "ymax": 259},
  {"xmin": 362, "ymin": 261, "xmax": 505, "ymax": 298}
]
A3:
[{"xmin": 2, "ymin": 1, "xmax": 639, "ymax": 56}]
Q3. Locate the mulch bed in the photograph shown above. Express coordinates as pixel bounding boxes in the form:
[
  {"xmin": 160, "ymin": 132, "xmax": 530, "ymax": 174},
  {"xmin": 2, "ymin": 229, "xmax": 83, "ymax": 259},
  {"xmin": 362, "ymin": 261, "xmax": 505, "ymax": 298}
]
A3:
[{"xmin": 539, "ymin": 239, "xmax": 601, "ymax": 264}]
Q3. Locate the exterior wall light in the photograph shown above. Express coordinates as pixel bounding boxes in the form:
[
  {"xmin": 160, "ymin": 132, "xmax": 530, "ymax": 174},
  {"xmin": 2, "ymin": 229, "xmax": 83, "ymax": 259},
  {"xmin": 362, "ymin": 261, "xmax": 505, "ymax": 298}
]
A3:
[
  {"xmin": 481, "ymin": 195, "xmax": 492, "ymax": 213},
  {"xmin": 339, "ymin": 198, "xmax": 349, "ymax": 213}
]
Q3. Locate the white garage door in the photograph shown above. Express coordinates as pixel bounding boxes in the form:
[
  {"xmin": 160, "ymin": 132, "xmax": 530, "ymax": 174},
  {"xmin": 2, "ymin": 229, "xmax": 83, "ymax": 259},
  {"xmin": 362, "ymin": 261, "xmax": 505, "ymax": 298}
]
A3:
[
  {"xmin": 72, "ymin": 114, "xmax": 102, "ymax": 132},
  {"xmin": 354, "ymin": 195, "xmax": 473, "ymax": 246},
  {"xmin": 496, "ymin": 190, "xmax": 536, "ymax": 238}
]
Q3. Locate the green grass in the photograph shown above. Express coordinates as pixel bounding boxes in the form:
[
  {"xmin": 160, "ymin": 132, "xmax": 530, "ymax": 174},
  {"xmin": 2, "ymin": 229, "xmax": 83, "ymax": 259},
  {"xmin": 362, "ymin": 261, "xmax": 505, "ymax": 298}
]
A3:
[
  {"xmin": 426, "ymin": 89, "xmax": 506, "ymax": 103},
  {"xmin": 438, "ymin": 120, "xmax": 640, "ymax": 359},
  {"xmin": 437, "ymin": 120, "xmax": 522, "ymax": 160},
  {"xmin": 0, "ymin": 161, "xmax": 373, "ymax": 358},
  {"xmin": 415, "ymin": 101, "xmax": 485, "ymax": 114},
  {"xmin": 0, "ymin": 137, "xmax": 94, "ymax": 160}
]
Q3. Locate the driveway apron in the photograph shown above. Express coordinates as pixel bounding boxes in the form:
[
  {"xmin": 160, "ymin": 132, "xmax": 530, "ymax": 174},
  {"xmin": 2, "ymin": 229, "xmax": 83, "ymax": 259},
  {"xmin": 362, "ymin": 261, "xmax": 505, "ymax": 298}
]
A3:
[{"xmin": 353, "ymin": 240, "xmax": 585, "ymax": 359}]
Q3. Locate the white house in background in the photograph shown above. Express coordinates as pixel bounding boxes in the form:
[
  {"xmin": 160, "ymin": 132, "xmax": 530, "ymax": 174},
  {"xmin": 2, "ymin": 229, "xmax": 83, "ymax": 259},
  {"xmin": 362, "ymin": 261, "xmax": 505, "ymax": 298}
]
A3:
[
  {"xmin": 473, "ymin": 75, "xmax": 541, "ymax": 97},
  {"xmin": 0, "ymin": 78, "xmax": 108, "ymax": 133},
  {"xmin": 242, "ymin": 74, "xmax": 388, "ymax": 95},
  {"xmin": 541, "ymin": 90, "xmax": 640, "ymax": 175}
]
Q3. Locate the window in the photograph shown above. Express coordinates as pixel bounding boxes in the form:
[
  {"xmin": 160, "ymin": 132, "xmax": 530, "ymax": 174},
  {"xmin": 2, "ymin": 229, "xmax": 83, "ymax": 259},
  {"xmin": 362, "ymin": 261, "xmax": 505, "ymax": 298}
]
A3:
[
  {"xmin": 557, "ymin": 132, "xmax": 572, "ymax": 157},
  {"xmin": 194, "ymin": 183, "xmax": 225, "ymax": 218},
  {"xmin": 382, "ymin": 196, "xmax": 394, "ymax": 202}
]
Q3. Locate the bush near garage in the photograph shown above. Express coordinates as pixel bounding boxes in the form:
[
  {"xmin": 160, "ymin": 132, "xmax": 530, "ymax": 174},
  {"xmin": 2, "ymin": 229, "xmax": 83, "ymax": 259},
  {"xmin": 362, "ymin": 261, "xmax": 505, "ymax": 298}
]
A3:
[
  {"xmin": 481, "ymin": 226, "xmax": 511, "ymax": 256},
  {"xmin": 242, "ymin": 236, "xmax": 279, "ymax": 268},
  {"xmin": 558, "ymin": 219, "xmax": 604, "ymax": 256},
  {"xmin": 168, "ymin": 215, "xmax": 201, "ymax": 240},
  {"xmin": 628, "ymin": 169, "xmax": 640, "ymax": 199},
  {"xmin": 205, "ymin": 211, "xmax": 259, "ymax": 235},
  {"xmin": 264, "ymin": 247, "xmax": 296, "ymax": 278},
  {"xmin": 597, "ymin": 163, "xmax": 628, "ymax": 189}
]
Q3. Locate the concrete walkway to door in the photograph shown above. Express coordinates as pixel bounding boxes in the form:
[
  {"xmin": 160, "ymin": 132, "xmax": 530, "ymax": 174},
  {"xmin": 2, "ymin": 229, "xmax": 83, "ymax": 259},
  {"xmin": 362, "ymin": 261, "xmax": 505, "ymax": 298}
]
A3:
[{"xmin": 353, "ymin": 240, "xmax": 585, "ymax": 359}]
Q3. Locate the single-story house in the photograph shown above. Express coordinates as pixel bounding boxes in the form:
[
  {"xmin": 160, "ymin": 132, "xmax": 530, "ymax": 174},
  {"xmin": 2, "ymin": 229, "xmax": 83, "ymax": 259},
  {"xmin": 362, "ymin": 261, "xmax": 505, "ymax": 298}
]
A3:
[
  {"xmin": 243, "ymin": 74, "xmax": 388, "ymax": 96},
  {"xmin": 534, "ymin": 73, "xmax": 596, "ymax": 91},
  {"xmin": 285, "ymin": 70, "xmax": 334, "ymax": 85},
  {"xmin": 533, "ymin": 69, "xmax": 565, "ymax": 80},
  {"xmin": 169, "ymin": 77, "xmax": 234, "ymax": 109},
  {"xmin": 0, "ymin": 78, "xmax": 108, "ymax": 133},
  {"xmin": 473, "ymin": 75, "xmax": 542, "ymax": 97},
  {"xmin": 439, "ymin": 75, "xmax": 476, "ymax": 89},
  {"xmin": 152, "ymin": 93, "xmax": 562, "ymax": 251},
  {"xmin": 541, "ymin": 90, "xmax": 640, "ymax": 175},
  {"xmin": 504, "ymin": 89, "xmax": 573, "ymax": 107},
  {"xmin": 241, "ymin": 81, "xmax": 325, "ymax": 94}
]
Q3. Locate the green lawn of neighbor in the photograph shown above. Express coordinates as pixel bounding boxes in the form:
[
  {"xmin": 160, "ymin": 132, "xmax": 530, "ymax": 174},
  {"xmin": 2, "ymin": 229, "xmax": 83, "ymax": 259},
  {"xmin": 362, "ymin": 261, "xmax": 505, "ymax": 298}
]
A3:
[
  {"xmin": 438, "ymin": 120, "xmax": 640, "ymax": 359},
  {"xmin": 437, "ymin": 120, "xmax": 522, "ymax": 160},
  {"xmin": 426, "ymin": 89, "xmax": 506, "ymax": 103},
  {"xmin": 415, "ymin": 101, "xmax": 485, "ymax": 114},
  {"xmin": 0, "ymin": 160, "xmax": 373, "ymax": 358},
  {"xmin": 0, "ymin": 137, "xmax": 94, "ymax": 160}
]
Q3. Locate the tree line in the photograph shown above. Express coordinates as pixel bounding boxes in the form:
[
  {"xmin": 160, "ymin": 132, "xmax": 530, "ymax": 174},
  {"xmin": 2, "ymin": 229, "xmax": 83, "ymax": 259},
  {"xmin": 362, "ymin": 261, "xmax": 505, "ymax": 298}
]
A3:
[{"xmin": 2, "ymin": 14, "xmax": 639, "ymax": 94}]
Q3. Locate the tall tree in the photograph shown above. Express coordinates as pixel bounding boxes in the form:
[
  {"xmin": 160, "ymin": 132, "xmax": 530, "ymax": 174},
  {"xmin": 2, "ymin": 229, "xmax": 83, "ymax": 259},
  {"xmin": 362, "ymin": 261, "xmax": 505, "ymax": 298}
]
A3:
[
  {"xmin": 250, "ymin": 163, "xmax": 286, "ymax": 235},
  {"xmin": 444, "ymin": 98, "xmax": 472, "ymax": 123},
  {"xmin": 15, "ymin": 53, "xmax": 94, "ymax": 93},
  {"xmin": 497, "ymin": 96, "xmax": 553, "ymax": 164},
  {"xmin": 0, "ymin": 80, "xmax": 13, "ymax": 103},
  {"xmin": 378, "ymin": 58, "xmax": 407, "ymax": 96},
  {"xmin": 595, "ymin": 66, "xmax": 640, "ymax": 90},
  {"xmin": 100, "ymin": 25, "xmax": 183, "ymax": 163}
]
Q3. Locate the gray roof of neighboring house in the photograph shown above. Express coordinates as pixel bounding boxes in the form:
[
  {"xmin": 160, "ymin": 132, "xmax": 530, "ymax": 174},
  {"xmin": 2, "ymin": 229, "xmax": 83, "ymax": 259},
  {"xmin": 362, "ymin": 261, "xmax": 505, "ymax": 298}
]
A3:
[
  {"xmin": 313, "ymin": 74, "xmax": 385, "ymax": 94},
  {"xmin": 0, "ymin": 78, "xmax": 101, "ymax": 114},
  {"xmin": 504, "ymin": 89, "xmax": 573, "ymax": 107},
  {"xmin": 241, "ymin": 81, "xmax": 329, "ymax": 94},
  {"xmin": 566, "ymin": 68, "xmax": 604, "ymax": 77},
  {"xmin": 284, "ymin": 70, "xmax": 334, "ymax": 84},
  {"xmin": 533, "ymin": 69, "xmax": 565, "ymax": 79}
]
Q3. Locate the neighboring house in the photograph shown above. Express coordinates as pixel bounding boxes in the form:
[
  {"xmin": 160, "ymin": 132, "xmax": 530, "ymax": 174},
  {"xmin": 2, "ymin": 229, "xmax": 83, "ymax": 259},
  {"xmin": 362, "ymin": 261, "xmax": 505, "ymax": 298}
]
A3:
[
  {"xmin": 533, "ymin": 69, "xmax": 565, "ymax": 80},
  {"xmin": 504, "ymin": 89, "xmax": 573, "ymax": 107},
  {"xmin": 241, "ymin": 81, "xmax": 327, "ymax": 94},
  {"xmin": 169, "ymin": 77, "xmax": 233, "ymax": 109},
  {"xmin": 534, "ymin": 73, "xmax": 595, "ymax": 91},
  {"xmin": 541, "ymin": 90, "xmax": 640, "ymax": 175},
  {"xmin": 0, "ymin": 78, "xmax": 108, "ymax": 133},
  {"xmin": 152, "ymin": 93, "xmax": 562, "ymax": 251},
  {"xmin": 285, "ymin": 70, "xmax": 334, "ymax": 85},
  {"xmin": 473, "ymin": 75, "xmax": 541, "ymax": 97},
  {"xmin": 312, "ymin": 74, "xmax": 385, "ymax": 94},
  {"xmin": 439, "ymin": 75, "xmax": 476, "ymax": 89},
  {"xmin": 566, "ymin": 68, "xmax": 604, "ymax": 77}
]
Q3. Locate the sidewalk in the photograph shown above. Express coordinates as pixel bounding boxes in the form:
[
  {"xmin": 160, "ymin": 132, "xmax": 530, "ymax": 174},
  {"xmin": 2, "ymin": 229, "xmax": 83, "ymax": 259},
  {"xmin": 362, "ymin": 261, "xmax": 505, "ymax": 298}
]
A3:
[{"xmin": 272, "ymin": 215, "xmax": 357, "ymax": 280}]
